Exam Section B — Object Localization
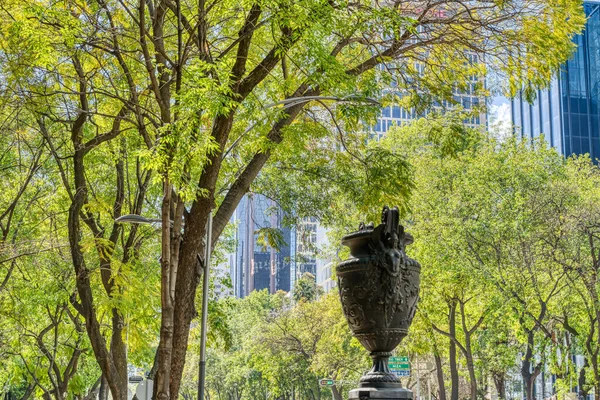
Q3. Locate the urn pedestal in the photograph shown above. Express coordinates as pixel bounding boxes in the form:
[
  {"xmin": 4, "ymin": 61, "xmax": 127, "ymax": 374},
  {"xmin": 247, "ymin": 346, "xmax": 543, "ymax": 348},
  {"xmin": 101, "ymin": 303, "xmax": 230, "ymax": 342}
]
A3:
[
  {"xmin": 336, "ymin": 207, "xmax": 421, "ymax": 400},
  {"xmin": 348, "ymin": 387, "xmax": 413, "ymax": 400}
]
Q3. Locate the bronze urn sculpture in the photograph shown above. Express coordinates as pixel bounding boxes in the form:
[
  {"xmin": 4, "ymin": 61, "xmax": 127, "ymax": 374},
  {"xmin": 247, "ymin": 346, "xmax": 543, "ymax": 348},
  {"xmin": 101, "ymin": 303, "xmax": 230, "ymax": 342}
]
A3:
[{"xmin": 337, "ymin": 206, "xmax": 421, "ymax": 399}]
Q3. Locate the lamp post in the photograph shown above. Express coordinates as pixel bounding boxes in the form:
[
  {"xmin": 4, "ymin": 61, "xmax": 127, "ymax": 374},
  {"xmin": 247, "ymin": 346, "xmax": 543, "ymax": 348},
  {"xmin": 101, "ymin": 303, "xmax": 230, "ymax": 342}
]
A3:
[
  {"xmin": 115, "ymin": 214, "xmax": 163, "ymax": 225},
  {"xmin": 198, "ymin": 213, "xmax": 212, "ymax": 400}
]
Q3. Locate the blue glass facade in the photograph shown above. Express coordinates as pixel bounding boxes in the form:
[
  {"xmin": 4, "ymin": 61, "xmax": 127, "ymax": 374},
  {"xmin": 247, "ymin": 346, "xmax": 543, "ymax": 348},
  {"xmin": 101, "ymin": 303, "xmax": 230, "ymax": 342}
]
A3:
[
  {"xmin": 230, "ymin": 195, "xmax": 292, "ymax": 298},
  {"xmin": 511, "ymin": 2, "xmax": 600, "ymax": 158}
]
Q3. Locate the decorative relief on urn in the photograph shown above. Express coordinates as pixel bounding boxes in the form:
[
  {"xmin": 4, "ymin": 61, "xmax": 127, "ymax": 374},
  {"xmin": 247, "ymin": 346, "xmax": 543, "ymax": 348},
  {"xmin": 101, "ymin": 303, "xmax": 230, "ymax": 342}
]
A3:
[{"xmin": 336, "ymin": 206, "xmax": 421, "ymax": 392}]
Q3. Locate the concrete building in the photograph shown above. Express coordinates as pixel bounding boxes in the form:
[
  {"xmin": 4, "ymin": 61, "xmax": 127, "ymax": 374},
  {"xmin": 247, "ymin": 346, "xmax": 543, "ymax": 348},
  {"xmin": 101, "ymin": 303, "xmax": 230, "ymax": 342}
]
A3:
[
  {"xmin": 225, "ymin": 196, "xmax": 338, "ymax": 298},
  {"xmin": 225, "ymin": 201, "xmax": 341, "ymax": 297},
  {"xmin": 294, "ymin": 217, "xmax": 318, "ymax": 278},
  {"xmin": 316, "ymin": 261, "xmax": 336, "ymax": 293},
  {"xmin": 370, "ymin": 92, "xmax": 486, "ymax": 141},
  {"xmin": 312, "ymin": 222, "xmax": 337, "ymax": 293},
  {"xmin": 370, "ymin": 53, "xmax": 487, "ymax": 140}
]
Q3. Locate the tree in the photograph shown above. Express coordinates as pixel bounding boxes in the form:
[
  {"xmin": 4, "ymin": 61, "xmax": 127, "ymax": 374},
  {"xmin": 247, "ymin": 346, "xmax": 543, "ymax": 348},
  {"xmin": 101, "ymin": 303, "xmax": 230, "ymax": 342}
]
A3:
[
  {"xmin": 543, "ymin": 156, "xmax": 600, "ymax": 398},
  {"xmin": 0, "ymin": 0, "xmax": 585, "ymax": 398},
  {"xmin": 383, "ymin": 121, "xmax": 578, "ymax": 400},
  {"xmin": 393, "ymin": 121, "xmax": 492, "ymax": 400},
  {"xmin": 293, "ymin": 273, "xmax": 323, "ymax": 303},
  {"xmin": 476, "ymin": 317, "xmax": 521, "ymax": 400},
  {"xmin": 0, "ymin": 98, "xmax": 103, "ymax": 399},
  {"xmin": 197, "ymin": 290, "xmax": 369, "ymax": 400},
  {"xmin": 449, "ymin": 139, "xmax": 569, "ymax": 400}
]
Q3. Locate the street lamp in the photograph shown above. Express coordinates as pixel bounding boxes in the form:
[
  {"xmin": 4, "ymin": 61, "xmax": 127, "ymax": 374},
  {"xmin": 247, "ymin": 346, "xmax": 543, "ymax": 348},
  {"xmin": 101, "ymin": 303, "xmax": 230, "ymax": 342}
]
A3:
[
  {"xmin": 198, "ymin": 213, "xmax": 212, "ymax": 400},
  {"xmin": 115, "ymin": 214, "xmax": 163, "ymax": 225},
  {"xmin": 263, "ymin": 94, "xmax": 379, "ymax": 109},
  {"xmin": 222, "ymin": 94, "xmax": 379, "ymax": 160}
]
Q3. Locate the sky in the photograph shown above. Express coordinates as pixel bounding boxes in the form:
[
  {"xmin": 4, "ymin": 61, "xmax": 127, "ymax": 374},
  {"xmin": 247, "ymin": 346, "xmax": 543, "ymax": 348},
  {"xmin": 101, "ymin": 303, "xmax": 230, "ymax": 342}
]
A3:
[{"xmin": 488, "ymin": 95, "xmax": 512, "ymax": 138}]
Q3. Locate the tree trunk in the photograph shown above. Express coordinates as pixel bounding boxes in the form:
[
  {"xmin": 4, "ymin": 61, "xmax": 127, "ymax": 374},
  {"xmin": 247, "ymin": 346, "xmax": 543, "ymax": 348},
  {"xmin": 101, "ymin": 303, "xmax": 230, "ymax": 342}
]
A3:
[
  {"xmin": 521, "ymin": 330, "xmax": 541, "ymax": 400},
  {"xmin": 492, "ymin": 372, "xmax": 506, "ymax": 400},
  {"xmin": 110, "ymin": 310, "xmax": 129, "ymax": 399},
  {"xmin": 169, "ymin": 201, "xmax": 211, "ymax": 397},
  {"xmin": 458, "ymin": 300, "xmax": 484, "ymax": 400},
  {"xmin": 155, "ymin": 180, "xmax": 175, "ymax": 400},
  {"xmin": 99, "ymin": 375, "xmax": 109, "ymax": 400},
  {"xmin": 448, "ymin": 300, "xmax": 459, "ymax": 400},
  {"xmin": 434, "ymin": 350, "xmax": 447, "ymax": 400},
  {"xmin": 577, "ymin": 359, "xmax": 588, "ymax": 400},
  {"xmin": 465, "ymin": 352, "xmax": 477, "ymax": 400},
  {"xmin": 594, "ymin": 312, "xmax": 600, "ymax": 400},
  {"xmin": 19, "ymin": 384, "xmax": 35, "ymax": 400},
  {"xmin": 331, "ymin": 386, "xmax": 343, "ymax": 400},
  {"xmin": 82, "ymin": 377, "xmax": 101, "ymax": 400},
  {"xmin": 463, "ymin": 327, "xmax": 477, "ymax": 400}
]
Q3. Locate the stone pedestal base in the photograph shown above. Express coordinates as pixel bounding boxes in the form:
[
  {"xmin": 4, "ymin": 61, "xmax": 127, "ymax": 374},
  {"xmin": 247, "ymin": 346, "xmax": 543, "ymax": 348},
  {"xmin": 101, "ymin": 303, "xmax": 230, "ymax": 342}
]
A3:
[{"xmin": 349, "ymin": 387, "xmax": 413, "ymax": 400}]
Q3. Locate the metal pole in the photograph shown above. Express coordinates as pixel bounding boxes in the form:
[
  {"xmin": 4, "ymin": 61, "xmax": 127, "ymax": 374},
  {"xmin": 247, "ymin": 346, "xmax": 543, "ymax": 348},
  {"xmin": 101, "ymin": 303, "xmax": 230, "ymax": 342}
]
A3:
[
  {"xmin": 416, "ymin": 359, "xmax": 421, "ymax": 400},
  {"xmin": 198, "ymin": 213, "xmax": 213, "ymax": 400},
  {"xmin": 428, "ymin": 374, "xmax": 431, "ymax": 400}
]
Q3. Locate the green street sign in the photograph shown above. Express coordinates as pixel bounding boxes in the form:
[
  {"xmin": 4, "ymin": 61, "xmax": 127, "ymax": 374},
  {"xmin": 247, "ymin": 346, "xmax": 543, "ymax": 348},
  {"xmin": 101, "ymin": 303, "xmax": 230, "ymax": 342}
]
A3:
[
  {"xmin": 389, "ymin": 363, "xmax": 410, "ymax": 370},
  {"xmin": 390, "ymin": 356, "xmax": 409, "ymax": 362},
  {"xmin": 319, "ymin": 379, "xmax": 335, "ymax": 387}
]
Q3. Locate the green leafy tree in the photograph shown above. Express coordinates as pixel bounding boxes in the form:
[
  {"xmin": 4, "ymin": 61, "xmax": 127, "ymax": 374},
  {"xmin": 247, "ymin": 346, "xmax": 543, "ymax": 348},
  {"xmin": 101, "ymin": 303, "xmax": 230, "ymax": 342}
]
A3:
[
  {"xmin": 0, "ymin": 1, "xmax": 586, "ymax": 398},
  {"xmin": 293, "ymin": 273, "xmax": 323, "ymax": 303},
  {"xmin": 380, "ymin": 121, "xmax": 583, "ymax": 400},
  {"xmin": 199, "ymin": 290, "xmax": 369, "ymax": 400},
  {"xmin": 542, "ymin": 156, "xmax": 600, "ymax": 398}
]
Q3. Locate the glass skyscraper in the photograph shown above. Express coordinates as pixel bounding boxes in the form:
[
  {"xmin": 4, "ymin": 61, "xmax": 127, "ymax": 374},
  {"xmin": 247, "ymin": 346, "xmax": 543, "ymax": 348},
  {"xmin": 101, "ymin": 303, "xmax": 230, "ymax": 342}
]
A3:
[
  {"xmin": 511, "ymin": 1, "xmax": 600, "ymax": 157},
  {"xmin": 229, "ymin": 194, "xmax": 293, "ymax": 298}
]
